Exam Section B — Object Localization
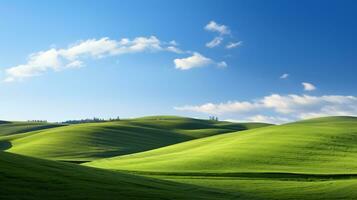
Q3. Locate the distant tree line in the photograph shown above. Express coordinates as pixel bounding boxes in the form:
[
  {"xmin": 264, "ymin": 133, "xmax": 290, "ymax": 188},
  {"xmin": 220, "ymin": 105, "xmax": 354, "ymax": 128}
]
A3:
[
  {"xmin": 209, "ymin": 116, "xmax": 218, "ymax": 121},
  {"xmin": 61, "ymin": 116, "xmax": 121, "ymax": 124},
  {"xmin": 27, "ymin": 120, "xmax": 48, "ymax": 123}
]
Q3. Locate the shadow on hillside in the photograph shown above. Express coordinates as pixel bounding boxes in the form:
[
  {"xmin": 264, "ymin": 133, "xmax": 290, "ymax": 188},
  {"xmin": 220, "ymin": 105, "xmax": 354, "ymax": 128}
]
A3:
[
  {"xmin": 0, "ymin": 141, "xmax": 12, "ymax": 151},
  {"xmin": 60, "ymin": 160, "xmax": 88, "ymax": 164},
  {"xmin": 124, "ymin": 171, "xmax": 357, "ymax": 181},
  {"xmin": 10, "ymin": 124, "xmax": 65, "ymax": 136}
]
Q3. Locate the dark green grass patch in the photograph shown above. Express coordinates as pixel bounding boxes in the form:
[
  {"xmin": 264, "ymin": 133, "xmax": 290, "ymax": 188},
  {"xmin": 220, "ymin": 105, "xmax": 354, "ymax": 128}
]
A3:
[{"xmin": 0, "ymin": 151, "xmax": 235, "ymax": 200}]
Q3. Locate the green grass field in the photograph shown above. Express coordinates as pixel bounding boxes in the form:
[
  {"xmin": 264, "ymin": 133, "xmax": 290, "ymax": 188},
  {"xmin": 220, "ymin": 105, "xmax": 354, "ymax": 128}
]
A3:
[
  {"xmin": 158, "ymin": 176, "xmax": 357, "ymax": 200},
  {"xmin": 1, "ymin": 116, "xmax": 357, "ymax": 199},
  {"xmin": 86, "ymin": 116, "xmax": 357, "ymax": 174},
  {"xmin": 85, "ymin": 116, "xmax": 357, "ymax": 199},
  {"xmin": 0, "ymin": 121, "xmax": 64, "ymax": 151},
  {"xmin": 0, "ymin": 121, "xmax": 63, "ymax": 137},
  {"xmin": 3, "ymin": 116, "xmax": 268, "ymax": 162},
  {"xmin": 0, "ymin": 151, "xmax": 234, "ymax": 200}
]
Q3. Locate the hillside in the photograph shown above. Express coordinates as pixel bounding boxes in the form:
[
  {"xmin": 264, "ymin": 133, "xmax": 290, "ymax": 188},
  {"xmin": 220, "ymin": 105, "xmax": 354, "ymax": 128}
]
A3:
[
  {"xmin": 5, "ymin": 116, "xmax": 270, "ymax": 162},
  {"xmin": 0, "ymin": 121, "xmax": 64, "ymax": 151},
  {"xmin": 0, "ymin": 151, "xmax": 233, "ymax": 200},
  {"xmin": 2, "ymin": 116, "xmax": 357, "ymax": 200},
  {"xmin": 128, "ymin": 116, "xmax": 270, "ymax": 138},
  {"xmin": 0, "ymin": 121, "xmax": 63, "ymax": 137},
  {"xmin": 85, "ymin": 116, "xmax": 357, "ymax": 200},
  {"xmin": 86, "ymin": 116, "xmax": 357, "ymax": 174}
]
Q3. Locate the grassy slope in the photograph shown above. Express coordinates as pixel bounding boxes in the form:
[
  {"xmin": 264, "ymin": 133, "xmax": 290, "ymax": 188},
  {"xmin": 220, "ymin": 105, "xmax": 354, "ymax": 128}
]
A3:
[
  {"xmin": 0, "ymin": 122, "xmax": 64, "ymax": 151},
  {"xmin": 162, "ymin": 176, "xmax": 357, "ymax": 200},
  {"xmin": 0, "ymin": 151, "xmax": 234, "ymax": 200},
  {"xmin": 129, "ymin": 116, "xmax": 270, "ymax": 138},
  {"xmin": 86, "ymin": 116, "xmax": 357, "ymax": 174},
  {"xmin": 6, "ymin": 116, "xmax": 269, "ymax": 162},
  {"xmin": 86, "ymin": 116, "xmax": 357, "ymax": 200},
  {"xmin": 0, "ymin": 121, "xmax": 63, "ymax": 137}
]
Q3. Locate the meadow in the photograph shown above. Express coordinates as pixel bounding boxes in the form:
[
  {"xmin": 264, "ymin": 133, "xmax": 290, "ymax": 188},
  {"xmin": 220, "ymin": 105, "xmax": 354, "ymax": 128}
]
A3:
[{"xmin": 1, "ymin": 116, "xmax": 357, "ymax": 199}]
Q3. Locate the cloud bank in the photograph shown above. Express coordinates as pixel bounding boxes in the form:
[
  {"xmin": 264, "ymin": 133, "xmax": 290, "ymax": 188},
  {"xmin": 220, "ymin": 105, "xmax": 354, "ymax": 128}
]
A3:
[
  {"xmin": 4, "ymin": 36, "xmax": 181, "ymax": 82},
  {"xmin": 5, "ymin": 20, "xmax": 238, "ymax": 81},
  {"xmin": 175, "ymin": 94, "xmax": 357, "ymax": 123}
]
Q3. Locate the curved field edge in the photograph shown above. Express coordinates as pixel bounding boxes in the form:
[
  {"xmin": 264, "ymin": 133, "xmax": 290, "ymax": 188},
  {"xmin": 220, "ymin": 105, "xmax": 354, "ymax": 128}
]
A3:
[
  {"xmin": 110, "ymin": 170, "xmax": 357, "ymax": 181},
  {"xmin": 0, "ymin": 122, "xmax": 65, "ymax": 150},
  {"xmin": 161, "ymin": 176, "xmax": 357, "ymax": 200},
  {"xmin": 0, "ymin": 121, "xmax": 64, "ymax": 137},
  {"xmin": 3, "ymin": 116, "xmax": 270, "ymax": 162},
  {"xmin": 86, "ymin": 116, "xmax": 357, "ymax": 174},
  {"xmin": 0, "ymin": 151, "xmax": 236, "ymax": 200}
]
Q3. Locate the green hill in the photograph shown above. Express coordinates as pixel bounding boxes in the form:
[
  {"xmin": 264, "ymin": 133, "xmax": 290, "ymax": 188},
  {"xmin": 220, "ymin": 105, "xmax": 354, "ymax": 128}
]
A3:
[
  {"xmin": 0, "ymin": 121, "xmax": 63, "ymax": 137},
  {"xmin": 2, "ymin": 116, "xmax": 357, "ymax": 200},
  {"xmin": 128, "ymin": 116, "xmax": 270, "ymax": 138},
  {"xmin": 0, "ymin": 151, "xmax": 233, "ymax": 200},
  {"xmin": 161, "ymin": 174, "xmax": 357, "ymax": 200},
  {"xmin": 85, "ymin": 116, "xmax": 357, "ymax": 199},
  {"xmin": 86, "ymin": 116, "xmax": 357, "ymax": 174},
  {"xmin": 0, "ymin": 121, "xmax": 64, "ymax": 151},
  {"xmin": 5, "ymin": 116, "xmax": 269, "ymax": 162}
]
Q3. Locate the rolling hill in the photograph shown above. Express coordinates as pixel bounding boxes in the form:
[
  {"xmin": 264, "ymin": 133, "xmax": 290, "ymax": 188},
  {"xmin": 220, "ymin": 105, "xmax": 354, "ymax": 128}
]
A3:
[
  {"xmin": 0, "ymin": 151, "xmax": 234, "ymax": 200},
  {"xmin": 0, "ymin": 121, "xmax": 63, "ymax": 137},
  {"xmin": 4, "ymin": 116, "xmax": 270, "ymax": 162},
  {"xmin": 2, "ymin": 116, "xmax": 357, "ymax": 199},
  {"xmin": 86, "ymin": 116, "xmax": 357, "ymax": 174},
  {"xmin": 85, "ymin": 116, "xmax": 357, "ymax": 200},
  {"xmin": 0, "ymin": 121, "xmax": 64, "ymax": 151}
]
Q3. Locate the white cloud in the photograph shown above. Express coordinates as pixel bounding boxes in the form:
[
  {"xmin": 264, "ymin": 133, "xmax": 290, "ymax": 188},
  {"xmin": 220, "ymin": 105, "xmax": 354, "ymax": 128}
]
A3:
[
  {"xmin": 174, "ymin": 52, "xmax": 212, "ymax": 70},
  {"xmin": 224, "ymin": 115, "xmax": 296, "ymax": 124},
  {"xmin": 174, "ymin": 101, "xmax": 258, "ymax": 115},
  {"xmin": 226, "ymin": 41, "xmax": 243, "ymax": 49},
  {"xmin": 260, "ymin": 94, "xmax": 356, "ymax": 115},
  {"xmin": 302, "ymin": 82, "xmax": 316, "ymax": 91},
  {"xmin": 4, "ymin": 49, "xmax": 61, "ymax": 82},
  {"xmin": 217, "ymin": 61, "xmax": 227, "ymax": 68},
  {"xmin": 204, "ymin": 21, "xmax": 243, "ymax": 52},
  {"xmin": 205, "ymin": 21, "xmax": 230, "ymax": 35},
  {"xmin": 4, "ymin": 36, "xmax": 179, "ymax": 82},
  {"xmin": 174, "ymin": 94, "xmax": 357, "ymax": 123},
  {"xmin": 280, "ymin": 73, "xmax": 289, "ymax": 79},
  {"xmin": 206, "ymin": 37, "xmax": 223, "ymax": 48},
  {"xmin": 225, "ymin": 115, "xmax": 291, "ymax": 124},
  {"xmin": 246, "ymin": 115, "xmax": 291, "ymax": 124}
]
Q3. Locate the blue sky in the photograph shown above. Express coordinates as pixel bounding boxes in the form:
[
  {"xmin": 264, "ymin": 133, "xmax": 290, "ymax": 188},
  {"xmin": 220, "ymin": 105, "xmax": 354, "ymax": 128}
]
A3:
[{"xmin": 1, "ymin": 0, "xmax": 357, "ymax": 123}]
